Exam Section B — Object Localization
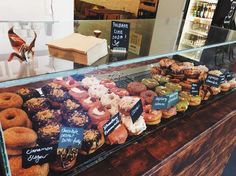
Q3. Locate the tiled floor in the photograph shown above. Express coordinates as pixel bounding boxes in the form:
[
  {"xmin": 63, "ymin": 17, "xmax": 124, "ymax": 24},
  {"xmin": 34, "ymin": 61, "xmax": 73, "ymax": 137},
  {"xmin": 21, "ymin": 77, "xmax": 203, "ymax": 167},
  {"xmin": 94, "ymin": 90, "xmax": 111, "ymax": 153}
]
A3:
[{"xmin": 222, "ymin": 148, "xmax": 236, "ymax": 176}]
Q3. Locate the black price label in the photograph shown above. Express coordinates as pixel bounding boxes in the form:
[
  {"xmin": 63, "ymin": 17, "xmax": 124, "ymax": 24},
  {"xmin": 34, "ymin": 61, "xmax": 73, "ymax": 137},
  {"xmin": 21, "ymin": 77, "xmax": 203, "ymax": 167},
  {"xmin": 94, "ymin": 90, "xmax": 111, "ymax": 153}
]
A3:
[
  {"xmin": 22, "ymin": 145, "xmax": 57, "ymax": 168},
  {"xmin": 190, "ymin": 82, "xmax": 201, "ymax": 96},
  {"xmin": 103, "ymin": 113, "xmax": 121, "ymax": 137},
  {"xmin": 130, "ymin": 99, "xmax": 143, "ymax": 123},
  {"xmin": 205, "ymin": 74, "xmax": 221, "ymax": 87},
  {"xmin": 152, "ymin": 91, "xmax": 179, "ymax": 110},
  {"xmin": 110, "ymin": 21, "xmax": 130, "ymax": 51},
  {"xmin": 58, "ymin": 127, "xmax": 84, "ymax": 148},
  {"xmin": 220, "ymin": 74, "xmax": 225, "ymax": 84},
  {"xmin": 224, "ymin": 71, "xmax": 234, "ymax": 81}
]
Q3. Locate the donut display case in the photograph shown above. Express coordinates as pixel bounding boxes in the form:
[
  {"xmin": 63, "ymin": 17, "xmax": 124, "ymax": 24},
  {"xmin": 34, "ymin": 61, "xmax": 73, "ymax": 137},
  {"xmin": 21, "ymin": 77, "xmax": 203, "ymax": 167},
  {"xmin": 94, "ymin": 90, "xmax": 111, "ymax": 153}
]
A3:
[{"xmin": 0, "ymin": 19, "xmax": 236, "ymax": 176}]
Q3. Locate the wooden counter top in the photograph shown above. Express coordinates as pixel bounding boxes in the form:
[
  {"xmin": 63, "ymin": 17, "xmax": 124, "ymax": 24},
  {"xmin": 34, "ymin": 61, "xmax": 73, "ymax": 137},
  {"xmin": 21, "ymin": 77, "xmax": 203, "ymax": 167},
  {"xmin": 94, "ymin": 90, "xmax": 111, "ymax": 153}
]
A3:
[{"xmin": 80, "ymin": 91, "xmax": 236, "ymax": 176}]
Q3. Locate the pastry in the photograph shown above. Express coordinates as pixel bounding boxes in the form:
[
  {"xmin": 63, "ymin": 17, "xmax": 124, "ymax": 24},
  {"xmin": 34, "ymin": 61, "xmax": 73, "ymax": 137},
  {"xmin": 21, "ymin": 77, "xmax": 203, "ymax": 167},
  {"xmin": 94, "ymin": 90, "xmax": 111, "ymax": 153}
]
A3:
[
  {"xmin": 47, "ymin": 89, "xmax": 70, "ymax": 108},
  {"xmin": 50, "ymin": 148, "xmax": 78, "ymax": 172},
  {"xmin": 150, "ymin": 66, "xmax": 163, "ymax": 75},
  {"xmin": 9, "ymin": 156, "xmax": 49, "ymax": 176},
  {"xmin": 0, "ymin": 92, "xmax": 23, "ymax": 111},
  {"xmin": 88, "ymin": 84, "xmax": 108, "ymax": 99},
  {"xmin": 37, "ymin": 122, "xmax": 61, "ymax": 145},
  {"xmin": 68, "ymin": 87, "xmax": 89, "ymax": 101},
  {"xmin": 184, "ymin": 68, "xmax": 201, "ymax": 79},
  {"xmin": 199, "ymin": 85, "xmax": 213, "ymax": 101},
  {"xmin": 228, "ymin": 78, "xmax": 236, "ymax": 89},
  {"xmin": 155, "ymin": 86, "xmax": 172, "ymax": 96},
  {"xmin": 100, "ymin": 79, "xmax": 116, "ymax": 89},
  {"xmin": 179, "ymin": 91, "xmax": 191, "ymax": 102},
  {"xmin": 159, "ymin": 58, "xmax": 175, "ymax": 68},
  {"xmin": 79, "ymin": 129, "xmax": 104, "ymax": 155},
  {"xmin": 118, "ymin": 96, "xmax": 141, "ymax": 116},
  {"xmin": 208, "ymin": 70, "xmax": 222, "ymax": 76},
  {"xmin": 176, "ymin": 100, "xmax": 189, "ymax": 112},
  {"xmin": 140, "ymin": 90, "xmax": 157, "ymax": 104},
  {"xmin": 65, "ymin": 111, "xmax": 90, "ymax": 128},
  {"xmin": 165, "ymin": 82, "xmax": 182, "ymax": 92},
  {"xmin": 121, "ymin": 115, "xmax": 147, "ymax": 135},
  {"xmin": 88, "ymin": 106, "xmax": 110, "ymax": 125},
  {"xmin": 81, "ymin": 76, "xmax": 100, "ymax": 89},
  {"xmin": 0, "ymin": 108, "xmax": 31, "ymax": 130},
  {"xmin": 161, "ymin": 106, "xmax": 177, "ymax": 119},
  {"xmin": 4, "ymin": 127, "xmax": 37, "ymax": 155},
  {"xmin": 189, "ymin": 95, "xmax": 202, "ymax": 106},
  {"xmin": 220, "ymin": 82, "xmax": 231, "ymax": 92},
  {"xmin": 16, "ymin": 88, "xmax": 40, "ymax": 102},
  {"xmin": 101, "ymin": 93, "xmax": 120, "ymax": 109},
  {"xmin": 79, "ymin": 97, "xmax": 102, "ymax": 111},
  {"xmin": 61, "ymin": 99, "xmax": 81, "ymax": 113},
  {"xmin": 211, "ymin": 86, "xmax": 221, "ymax": 95},
  {"xmin": 110, "ymin": 87, "xmax": 129, "ymax": 97},
  {"xmin": 170, "ymin": 62, "xmax": 186, "ymax": 74},
  {"xmin": 41, "ymin": 82, "xmax": 67, "ymax": 96},
  {"xmin": 179, "ymin": 81, "xmax": 192, "ymax": 92},
  {"xmin": 127, "ymin": 82, "xmax": 147, "ymax": 96},
  {"xmin": 152, "ymin": 75, "xmax": 170, "ymax": 85},
  {"xmin": 98, "ymin": 120, "xmax": 128, "ymax": 145},
  {"xmin": 32, "ymin": 109, "xmax": 62, "ymax": 129},
  {"xmin": 23, "ymin": 98, "xmax": 50, "ymax": 116},
  {"xmin": 141, "ymin": 78, "xmax": 159, "ymax": 89},
  {"xmin": 53, "ymin": 76, "xmax": 80, "ymax": 90},
  {"xmin": 143, "ymin": 105, "xmax": 162, "ymax": 125}
]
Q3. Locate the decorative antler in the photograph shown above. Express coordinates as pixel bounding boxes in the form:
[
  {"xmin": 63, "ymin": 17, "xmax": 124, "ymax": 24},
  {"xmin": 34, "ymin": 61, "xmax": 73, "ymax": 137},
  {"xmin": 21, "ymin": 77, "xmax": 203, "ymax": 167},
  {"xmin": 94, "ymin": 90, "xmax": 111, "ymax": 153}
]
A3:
[{"xmin": 8, "ymin": 27, "xmax": 37, "ymax": 62}]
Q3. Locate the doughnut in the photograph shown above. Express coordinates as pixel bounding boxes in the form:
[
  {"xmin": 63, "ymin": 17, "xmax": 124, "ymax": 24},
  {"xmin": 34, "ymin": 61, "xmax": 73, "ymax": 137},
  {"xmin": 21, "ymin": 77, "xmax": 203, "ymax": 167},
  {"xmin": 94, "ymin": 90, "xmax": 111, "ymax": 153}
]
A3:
[
  {"xmin": 162, "ymin": 106, "xmax": 177, "ymax": 119},
  {"xmin": 195, "ymin": 65, "xmax": 209, "ymax": 73},
  {"xmin": 101, "ymin": 93, "xmax": 120, "ymax": 109},
  {"xmin": 176, "ymin": 100, "xmax": 189, "ymax": 112},
  {"xmin": 4, "ymin": 127, "xmax": 37, "ymax": 155},
  {"xmin": 79, "ymin": 97, "xmax": 101, "ymax": 111},
  {"xmin": 140, "ymin": 90, "xmax": 157, "ymax": 104},
  {"xmin": 23, "ymin": 98, "xmax": 50, "ymax": 116},
  {"xmin": 110, "ymin": 87, "xmax": 129, "ymax": 97},
  {"xmin": 79, "ymin": 129, "xmax": 105, "ymax": 155},
  {"xmin": 53, "ymin": 76, "xmax": 80, "ymax": 89},
  {"xmin": 81, "ymin": 76, "xmax": 100, "ymax": 89},
  {"xmin": 155, "ymin": 86, "xmax": 172, "ymax": 96},
  {"xmin": 150, "ymin": 66, "xmax": 163, "ymax": 76},
  {"xmin": 152, "ymin": 75, "xmax": 170, "ymax": 84},
  {"xmin": 141, "ymin": 78, "xmax": 159, "ymax": 89},
  {"xmin": 47, "ymin": 89, "xmax": 71, "ymax": 108},
  {"xmin": 127, "ymin": 82, "xmax": 147, "ymax": 96},
  {"xmin": 220, "ymin": 82, "xmax": 231, "ymax": 92},
  {"xmin": 184, "ymin": 68, "xmax": 201, "ymax": 79},
  {"xmin": 179, "ymin": 81, "xmax": 192, "ymax": 91},
  {"xmin": 0, "ymin": 92, "xmax": 23, "ymax": 111},
  {"xmin": 179, "ymin": 91, "xmax": 191, "ymax": 102},
  {"xmin": 165, "ymin": 82, "xmax": 182, "ymax": 92},
  {"xmin": 65, "ymin": 111, "xmax": 90, "ymax": 128},
  {"xmin": 41, "ymin": 82, "xmax": 67, "ymax": 96},
  {"xmin": 199, "ymin": 85, "xmax": 213, "ymax": 101},
  {"xmin": 61, "ymin": 99, "xmax": 81, "ymax": 113},
  {"xmin": 88, "ymin": 106, "xmax": 110, "ymax": 125},
  {"xmin": 98, "ymin": 120, "xmax": 128, "ymax": 145},
  {"xmin": 50, "ymin": 148, "xmax": 78, "ymax": 172},
  {"xmin": 170, "ymin": 62, "xmax": 186, "ymax": 73},
  {"xmin": 189, "ymin": 95, "xmax": 202, "ymax": 106},
  {"xmin": 121, "ymin": 115, "xmax": 146, "ymax": 136},
  {"xmin": 69, "ymin": 87, "xmax": 89, "ymax": 101},
  {"xmin": 88, "ymin": 84, "xmax": 108, "ymax": 99},
  {"xmin": 9, "ymin": 156, "xmax": 49, "ymax": 176},
  {"xmin": 159, "ymin": 58, "xmax": 175, "ymax": 68},
  {"xmin": 0, "ymin": 108, "xmax": 29, "ymax": 130},
  {"xmin": 211, "ymin": 86, "xmax": 221, "ymax": 95},
  {"xmin": 100, "ymin": 79, "xmax": 117, "ymax": 89},
  {"xmin": 229, "ymin": 78, "xmax": 236, "ymax": 89},
  {"xmin": 208, "ymin": 70, "xmax": 222, "ymax": 76},
  {"xmin": 171, "ymin": 73, "xmax": 185, "ymax": 80},
  {"xmin": 143, "ymin": 105, "xmax": 162, "ymax": 125},
  {"xmin": 118, "ymin": 96, "xmax": 141, "ymax": 116},
  {"xmin": 16, "ymin": 88, "xmax": 40, "ymax": 102}
]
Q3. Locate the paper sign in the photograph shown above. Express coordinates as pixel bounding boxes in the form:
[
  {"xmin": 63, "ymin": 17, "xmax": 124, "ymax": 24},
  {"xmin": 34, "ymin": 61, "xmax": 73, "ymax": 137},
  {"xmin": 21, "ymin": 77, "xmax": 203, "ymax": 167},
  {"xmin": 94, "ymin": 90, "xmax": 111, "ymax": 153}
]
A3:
[{"xmin": 152, "ymin": 92, "xmax": 179, "ymax": 110}]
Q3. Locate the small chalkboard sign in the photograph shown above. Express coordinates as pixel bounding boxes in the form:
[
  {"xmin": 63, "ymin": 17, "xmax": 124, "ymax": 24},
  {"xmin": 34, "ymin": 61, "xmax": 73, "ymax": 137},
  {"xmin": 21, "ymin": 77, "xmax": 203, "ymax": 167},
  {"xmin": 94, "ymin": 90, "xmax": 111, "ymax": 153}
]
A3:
[
  {"xmin": 110, "ymin": 21, "xmax": 130, "ymax": 52},
  {"xmin": 152, "ymin": 91, "xmax": 179, "ymax": 110},
  {"xmin": 152, "ymin": 96, "xmax": 169, "ymax": 110},
  {"xmin": 224, "ymin": 71, "xmax": 234, "ymax": 81},
  {"xmin": 190, "ymin": 82, "xmax": 201, "ymax": 96},
  {"xmin": 103, "ymin": 113, "xmax": 121, "ymax": 137},
  {"xmin": 220, "ymin": 74, "xmax": 225, "ymax": 84},
  {"xmin": 130, "ymin": 99, "xmax": 143, "ymax": 123},
  {"xmin": 22, "ymin": 145, "xmax": 57, "ymax": 168},
  {"xmin": 58, "ymin": 127, "xmax": 84, "ymax": 148},
  {"xmin": 205, "ymin": 74, "xmax": 221, "ymax": 87}
]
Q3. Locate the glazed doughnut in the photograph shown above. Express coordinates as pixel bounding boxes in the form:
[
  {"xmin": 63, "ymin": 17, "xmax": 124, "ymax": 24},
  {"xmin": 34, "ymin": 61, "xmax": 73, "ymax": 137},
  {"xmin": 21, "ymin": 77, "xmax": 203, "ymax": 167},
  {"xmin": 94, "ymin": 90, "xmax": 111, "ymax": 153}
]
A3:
[
  {"xmin": 229, "ymin": 78, "xmax": 236, "ymax": 89},
  {"xmin": 0, "ymin": 92, "xmax": 23, "ymax": 111},
  {"xmin": 88, "ymin": 84, "xmax": 108, "ymax": 99},
  {"xmin": 0, "ymin": 108, "xmax": 30, "ymax": 130},
  {"xmin": 159, "ymin": 58, "xmax": 175, "ymax": 68},
  {"xmin": 9, "ymin": 156, "xmax": 49, "ymax": 176},
  {"xmin": 79, "ymin": 97, "xmax": 102, "ymax": 111},
  {"xmin": 220, "ymin": 82, "xmax": 231, "ymax": 92},
  {"xmin": 141, "ymin": 78, "xmax": 159, "ymax": 89},
  {"xmin": 143, "ymin": 105, "xmax": 162, "ymax": 125},
  {"xmin": 53, "ymin": 76, "xmax": 80, "ymax": 89},
  {"xmin": 162, "ymin": 106, "xmax": 177, "ymax": 119},
  {"xmin": 4, "ymin": 127, "xmax": 37, "ymax": 155},
  {"xmin": 140, "ymin": 90, "xmax": 157, "ymax": 104},
  {"xmin": 69, "ymin": 87, "xmax": 89, "ymax": 101},
  {"xmin": 179, "ymin": 81, "xmax": 192, "ymax": 91},
  {"xmin": 118, "ymin": 96, "xmax": 141, "ymax": 116},
  {"xmin": 127, "ymin": 82, "xmax": 147, "ymax": 96},
  {"xmin": 110, "ymin": 87, "xmax": 129, "ymax": 97},
  {"xmin": 100, "ymin": 79, "xmax": 117, "ymax": 89},
  {"xmin": 189, "ymin": 95, "xmax": 202, "ymax": 106},
  {"xmin": 211, "ymin": 86, "xmax": 221, "ymax": 95},
  {"xmin": 88, "ymin": 106, "xmax": 110, "ymax": 125},
  {"xmin": 81, "ymin": 76, "xmax": 100, "ymax": 89}
]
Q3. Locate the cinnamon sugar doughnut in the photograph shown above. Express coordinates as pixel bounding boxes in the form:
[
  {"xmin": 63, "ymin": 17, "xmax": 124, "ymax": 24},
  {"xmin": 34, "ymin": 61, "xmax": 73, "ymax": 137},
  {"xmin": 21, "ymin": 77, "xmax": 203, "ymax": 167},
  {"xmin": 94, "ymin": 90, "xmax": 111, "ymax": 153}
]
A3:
[
  {"xmin": 9, "ymin": 156, "xmax": 49, "ymax": 176},
  {"xmin": 0, "ymin": 92, "xmax": 23, "ymax": 111},
  {"xmin": 4, "ymin": 127, "xmax": 37, "ymax": 155},
  {"xmin": 0, "ymin": 108, "xmax": 30, "ymax": 130},
  {"xmin": 127, "ymin": 82, "xmax": 147, "ymax": 96}
]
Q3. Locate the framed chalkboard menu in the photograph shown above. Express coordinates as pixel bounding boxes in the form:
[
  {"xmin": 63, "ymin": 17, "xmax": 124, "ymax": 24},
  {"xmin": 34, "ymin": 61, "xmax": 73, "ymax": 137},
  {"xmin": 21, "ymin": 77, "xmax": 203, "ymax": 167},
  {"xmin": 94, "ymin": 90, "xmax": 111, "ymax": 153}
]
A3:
[{"xmin": 110, "ymin": 21, "xmax": 130, "ymax": 52}]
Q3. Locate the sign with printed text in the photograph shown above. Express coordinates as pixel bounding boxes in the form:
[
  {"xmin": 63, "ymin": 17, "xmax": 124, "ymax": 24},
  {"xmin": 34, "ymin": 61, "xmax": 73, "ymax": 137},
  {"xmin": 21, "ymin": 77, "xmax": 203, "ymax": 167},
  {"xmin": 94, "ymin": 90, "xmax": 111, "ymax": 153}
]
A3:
[
  {"xmin": 103, "ymin": 113, "xmax": 121, "ymax": 137},
  {"xmin": 152, "ymin": 92, "xmax": 179, "ymax": 110},
  {"xmin": 224, "ymin": 71, "xmax": 234, "ymax": 81},
  {"xmin": 129, "ymin": 32, "xmax": 142, "ymax": 55},
  {"xmin": 22, "ymin": 145, "xmax": 57, "ymax": 168},
  {"xmin": 110, "ymin": 21, "xmax": 130, "ymax": 52},
  {"xmin": 130, "ymin": 99, "xmax": 143, "ymax": 123},
  {"xmin": 190, "ymin": 82, "xmax": 201, "ymax": 96},
  {"xmin": 58, "ymin": 127, "xmax": 84, "ymax": 148},
  {"xmin": 205, "ymin": 74, "xmax": 222, "ymax": 87}
]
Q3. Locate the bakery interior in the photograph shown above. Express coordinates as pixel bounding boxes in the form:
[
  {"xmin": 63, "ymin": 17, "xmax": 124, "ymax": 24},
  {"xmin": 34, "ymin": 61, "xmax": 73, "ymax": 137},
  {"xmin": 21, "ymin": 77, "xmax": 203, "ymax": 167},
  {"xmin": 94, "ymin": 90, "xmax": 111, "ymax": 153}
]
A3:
[{"xmin": 0, "ymin": 0, "xmax": 236, "ymax": 176}]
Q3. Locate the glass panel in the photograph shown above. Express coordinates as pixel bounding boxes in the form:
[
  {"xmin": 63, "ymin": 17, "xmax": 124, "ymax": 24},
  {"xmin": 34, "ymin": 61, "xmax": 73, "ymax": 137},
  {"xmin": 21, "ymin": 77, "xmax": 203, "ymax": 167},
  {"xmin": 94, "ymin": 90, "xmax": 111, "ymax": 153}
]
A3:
[{"xmin": 1, "ymin": 19, "xmax": 236, "ymax": 87}]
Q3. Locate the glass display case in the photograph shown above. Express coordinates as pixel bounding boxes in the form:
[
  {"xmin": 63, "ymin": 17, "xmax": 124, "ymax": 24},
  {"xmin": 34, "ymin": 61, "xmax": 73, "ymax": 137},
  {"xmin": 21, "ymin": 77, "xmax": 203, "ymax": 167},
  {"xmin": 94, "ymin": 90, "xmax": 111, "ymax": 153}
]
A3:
[{"xmin": 0, "ymin": 19, "xmax": 236, "ymax": 176}]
